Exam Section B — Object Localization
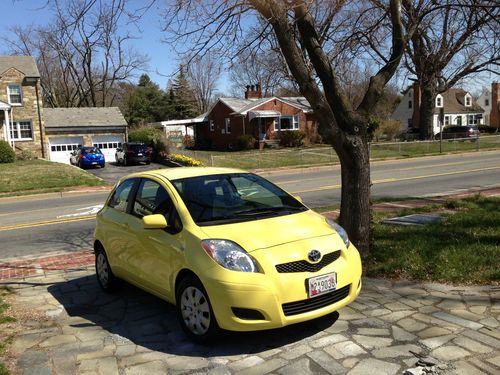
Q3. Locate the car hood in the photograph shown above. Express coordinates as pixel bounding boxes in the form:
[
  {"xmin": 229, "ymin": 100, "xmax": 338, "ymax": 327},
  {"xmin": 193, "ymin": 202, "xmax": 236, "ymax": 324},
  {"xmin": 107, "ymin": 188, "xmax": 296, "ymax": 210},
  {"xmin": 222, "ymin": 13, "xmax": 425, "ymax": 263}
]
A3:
[{"xmin": 198, "ymin": 210, "xmax": 337, "ymax": 252}]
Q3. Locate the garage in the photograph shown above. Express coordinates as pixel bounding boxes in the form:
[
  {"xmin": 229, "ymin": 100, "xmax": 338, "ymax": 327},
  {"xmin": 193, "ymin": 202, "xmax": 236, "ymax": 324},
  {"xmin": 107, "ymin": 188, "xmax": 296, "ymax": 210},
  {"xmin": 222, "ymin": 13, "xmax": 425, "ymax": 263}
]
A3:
[
  {"xmin": 48, "ymin": 137, "xmax": 83, "ymax": 164},
  {"xmin": 43, "ymin": 107, "xmax": 127, "ymax": 165},
  {"xmin": 92, "ymin": 135, "xmax": 124, "ymax": 162}
]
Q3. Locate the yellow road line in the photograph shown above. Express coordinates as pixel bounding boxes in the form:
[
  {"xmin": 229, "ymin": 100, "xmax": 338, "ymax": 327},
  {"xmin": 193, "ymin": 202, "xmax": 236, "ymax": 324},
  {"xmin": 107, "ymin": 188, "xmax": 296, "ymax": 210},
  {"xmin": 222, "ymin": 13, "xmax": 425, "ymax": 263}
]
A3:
[
  {"xmin": 0, "ymin": 216, "xmax": 95, "ymax": 231},
  {"xmin": 292, "ymin": 166, "xmax": 500, "ymax": 194}
]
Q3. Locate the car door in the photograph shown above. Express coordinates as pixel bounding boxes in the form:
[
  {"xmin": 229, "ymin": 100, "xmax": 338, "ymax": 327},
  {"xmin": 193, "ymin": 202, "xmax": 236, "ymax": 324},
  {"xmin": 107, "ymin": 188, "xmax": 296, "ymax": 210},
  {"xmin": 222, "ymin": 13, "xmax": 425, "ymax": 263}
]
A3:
[
  {"xmin": 99, "ymin": 178, "xmax": 139, "ymax": 278},
  {"xmin": 126, "ymin": 178, "xmax": 186, "ymax": 301}
]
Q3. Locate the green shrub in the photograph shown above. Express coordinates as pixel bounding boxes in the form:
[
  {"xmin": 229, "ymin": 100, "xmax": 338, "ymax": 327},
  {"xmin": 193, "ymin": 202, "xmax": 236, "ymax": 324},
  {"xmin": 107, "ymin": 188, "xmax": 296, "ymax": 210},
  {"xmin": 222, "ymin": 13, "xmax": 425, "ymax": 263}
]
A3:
[
  {"xmin": 129, "ymin": 127, "xmax": 170, "ymax": 161},
  {"xmin": 478, "ymin": 125, "xmax": 498, "ymax": 134},
  {"xmin": 0, "ymin": 141, "xmax": 15, "ymax": 163},
  {"xmin": 236, "ymin": 135, "xmax": 256, "ymax": 150},
  {"xmin": 279, "ymin": 131, "xmax": 305, "ymax": 147}
]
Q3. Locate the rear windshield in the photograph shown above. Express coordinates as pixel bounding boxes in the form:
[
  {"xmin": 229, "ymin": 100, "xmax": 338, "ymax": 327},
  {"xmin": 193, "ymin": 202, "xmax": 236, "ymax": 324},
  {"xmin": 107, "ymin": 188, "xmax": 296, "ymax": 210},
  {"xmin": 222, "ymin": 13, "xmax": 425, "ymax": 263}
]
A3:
[
  {"xmin": 171, "ymin": 173, "xmax": 307, "ymax": 226},
  {"xmin": 82, "ymin": 147, "xmax": 101, "ymax": 154},
  {"xmin": 129, "ymin": 144, "xmax": 147, "ymax": 151}
]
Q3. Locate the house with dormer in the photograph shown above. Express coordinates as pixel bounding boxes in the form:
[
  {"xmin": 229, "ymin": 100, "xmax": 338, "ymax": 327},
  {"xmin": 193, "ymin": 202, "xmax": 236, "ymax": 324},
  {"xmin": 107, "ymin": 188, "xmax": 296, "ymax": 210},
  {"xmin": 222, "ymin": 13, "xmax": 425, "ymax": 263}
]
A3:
[
  {"xmin": 392, "ymin": 82, "xmax": 485, "ymax": 136},
  {"xmin": 0, "ymin": 56, "xmax": 45, "ymax": 157},
  {"xmin": 155, "ymin": 85, "xmax": 319, "ymax": 149}
]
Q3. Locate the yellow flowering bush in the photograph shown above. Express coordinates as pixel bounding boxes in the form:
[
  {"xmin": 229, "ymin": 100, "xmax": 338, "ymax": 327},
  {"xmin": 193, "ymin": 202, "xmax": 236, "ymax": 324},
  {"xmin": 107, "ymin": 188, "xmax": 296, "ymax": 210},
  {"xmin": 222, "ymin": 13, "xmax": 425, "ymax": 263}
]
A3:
[{"xmin": 169, "ymin": 154, "xmax": 203, "ymax": 167}]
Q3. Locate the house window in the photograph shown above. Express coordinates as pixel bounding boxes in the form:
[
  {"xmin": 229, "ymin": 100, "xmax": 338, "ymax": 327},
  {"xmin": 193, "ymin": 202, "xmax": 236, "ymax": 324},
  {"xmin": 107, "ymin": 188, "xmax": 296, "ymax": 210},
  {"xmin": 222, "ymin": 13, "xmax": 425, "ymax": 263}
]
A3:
[
  {"xmin": 9, "ymin": 120, "xmax": 33, "ymax": 140},
  {"xmin": 275, "ymin": 115, "xmax": 300, "ymax": 131},
  {"xmin": 7, "ymin": 85, "xmax": 22, "ymax": 105},
  {"xmin": 436, "ymin": 95, "xmax": 443, "ymax": 108},
  {"xmin": 444, "ymin": 116, "xmax": 450, "ymax": 126},
  {"xmin": 224, "ymin": 118, "xmax": 231, "ymax": 134},
  {"xmin": 485, "ymin": 98, "xmax": 489, "ymax": 106},
  {"xmin": 210, "ymin": 120, "xmax": 215, "ymax": 132},
  {"xmin": 468, "ymin": 115, "xmax": 474, "ymax": 125},
  {"xmin": 408, "ymin": 100, "xmax": 412, "ymax": 109},
  {"xmin": 456, "ymin": 116, "xmax": 462, "ymax": 126},
  {"xmin": 465, "ymin": 95, "xmax": 471, "ymax": 107}
]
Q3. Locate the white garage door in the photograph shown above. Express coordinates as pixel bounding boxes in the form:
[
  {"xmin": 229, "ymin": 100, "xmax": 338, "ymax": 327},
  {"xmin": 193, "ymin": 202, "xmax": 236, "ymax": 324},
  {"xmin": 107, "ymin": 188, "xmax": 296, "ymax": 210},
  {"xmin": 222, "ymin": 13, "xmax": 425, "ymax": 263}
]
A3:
[
  {"xmin": 92, "ymin": 135, "xmax": 124, "ymax": 162},
  {"xmin": 49, "ymin": 137, "xmax": 83, "ymax": 164}
]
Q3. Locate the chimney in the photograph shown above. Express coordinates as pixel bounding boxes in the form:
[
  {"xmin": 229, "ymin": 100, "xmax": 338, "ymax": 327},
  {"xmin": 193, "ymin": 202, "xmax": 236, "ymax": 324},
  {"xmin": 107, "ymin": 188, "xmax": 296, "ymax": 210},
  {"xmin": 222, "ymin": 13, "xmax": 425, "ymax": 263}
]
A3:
[
  {"xmin": 244, "ymin": 83, "xmax": 262, "ymax": 100},
  {"xmin": 411, "ymin": 81, "xmax": 421, "ymax": 129},
  {"xmin": 490, "ymin": 82, "xmax": 500, "ymax": 128}
]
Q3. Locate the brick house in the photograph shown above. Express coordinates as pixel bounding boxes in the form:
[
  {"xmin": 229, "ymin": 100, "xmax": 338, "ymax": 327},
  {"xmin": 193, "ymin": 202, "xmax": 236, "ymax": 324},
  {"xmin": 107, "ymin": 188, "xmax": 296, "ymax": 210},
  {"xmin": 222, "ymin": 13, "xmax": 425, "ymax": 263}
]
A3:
[
  {"xmin": 477, "ymin": 82, "xmax": 500, "ymax": 128},
  {"xmin": 0, "ymin": 55, "xmax": 128, "ymax": 164},
  {"xmin": 392, "ymin": 82, "xmax": 485, "ymax": 136},
  {"xmin": 0, "ymin": 56, "xmax": 45, "ymax": 157},
  {"xmin": 160, "ymin": 85, "xmax": 319, "ymax": 149}
]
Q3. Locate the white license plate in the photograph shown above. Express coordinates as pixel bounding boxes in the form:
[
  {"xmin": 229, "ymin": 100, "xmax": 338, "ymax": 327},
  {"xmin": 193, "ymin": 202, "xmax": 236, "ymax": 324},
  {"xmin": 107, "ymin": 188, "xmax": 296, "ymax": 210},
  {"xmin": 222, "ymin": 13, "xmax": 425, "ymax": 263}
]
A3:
[
  {"xmin": 91, "ymin": 162, "xmax": 97, "ymax": 165},
  {"xmin": 137, "ymin": 153, "xmax": 143, "ymax": 156},
  {"xmin": 308, "ymin": 272, "xmax": 337, "ymax": 298}
]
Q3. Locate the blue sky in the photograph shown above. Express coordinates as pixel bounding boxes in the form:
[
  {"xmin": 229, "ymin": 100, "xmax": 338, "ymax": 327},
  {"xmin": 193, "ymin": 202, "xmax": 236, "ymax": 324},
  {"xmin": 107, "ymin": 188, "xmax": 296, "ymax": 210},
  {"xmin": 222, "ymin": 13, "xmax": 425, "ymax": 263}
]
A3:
[{"xmin": 2, "ymin": 0, "xmax": 215, "ymax": 91}]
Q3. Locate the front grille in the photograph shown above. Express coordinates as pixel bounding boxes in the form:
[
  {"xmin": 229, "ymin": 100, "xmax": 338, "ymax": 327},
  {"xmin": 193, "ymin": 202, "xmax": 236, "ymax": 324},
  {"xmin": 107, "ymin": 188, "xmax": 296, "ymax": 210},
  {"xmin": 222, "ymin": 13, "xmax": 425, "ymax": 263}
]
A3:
[
  {"xmin": 282, "ymin": 284, "xmax": 351, "ymax": 316},
  {"xmin": 275, "ymin": 250, "xmax": 341, "ymax": 273}
]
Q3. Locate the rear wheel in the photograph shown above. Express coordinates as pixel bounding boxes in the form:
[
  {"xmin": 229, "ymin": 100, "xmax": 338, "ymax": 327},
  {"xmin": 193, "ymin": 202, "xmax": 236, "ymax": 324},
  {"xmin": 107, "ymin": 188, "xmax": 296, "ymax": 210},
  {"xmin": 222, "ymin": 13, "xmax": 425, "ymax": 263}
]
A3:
[
  {"xmin": 95, "ymin": 247, "xmax": 119, "ymax": 292},
  {"xmin": 176, "ymin": 275, "xmax": 219, "ymax": 344}
]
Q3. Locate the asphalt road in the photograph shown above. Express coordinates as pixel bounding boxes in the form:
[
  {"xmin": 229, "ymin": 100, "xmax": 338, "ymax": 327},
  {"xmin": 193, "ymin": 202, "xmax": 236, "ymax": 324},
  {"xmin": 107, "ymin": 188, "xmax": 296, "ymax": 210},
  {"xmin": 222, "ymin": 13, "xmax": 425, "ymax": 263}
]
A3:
[{"xmin": 1, "ymin": 150, "xmax": 499, "ymax": 259}]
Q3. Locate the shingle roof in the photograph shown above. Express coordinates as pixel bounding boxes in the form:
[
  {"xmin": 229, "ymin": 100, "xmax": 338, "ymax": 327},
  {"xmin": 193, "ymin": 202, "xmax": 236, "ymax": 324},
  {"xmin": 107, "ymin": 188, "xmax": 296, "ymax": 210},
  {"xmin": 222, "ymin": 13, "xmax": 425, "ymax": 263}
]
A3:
[
  {"xmin": 434, "ymin": 89, "xmax": 484, "ymax": 114},
  {"xmin": 219, "ymin": 97, "xmax": 255, "ymax": 112},
  {"xmin": 0, "ymin": 56, "xmax": 40, "ymax": 77},
  {"xmin": 44, "ymin": 107, "xmax": 127, "ymax": 128}
]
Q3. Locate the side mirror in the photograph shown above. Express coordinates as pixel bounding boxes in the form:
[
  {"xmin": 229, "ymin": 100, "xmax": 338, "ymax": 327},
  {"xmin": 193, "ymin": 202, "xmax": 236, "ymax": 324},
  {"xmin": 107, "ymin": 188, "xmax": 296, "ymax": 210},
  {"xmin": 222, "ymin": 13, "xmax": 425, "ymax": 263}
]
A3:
[
  {"xmin": 142, "ymin": 214, "xmax": 168, "ymax": 229},
  {"xmin": 294, "ymin": 195, "xmax": 303, "ymax": 203}
]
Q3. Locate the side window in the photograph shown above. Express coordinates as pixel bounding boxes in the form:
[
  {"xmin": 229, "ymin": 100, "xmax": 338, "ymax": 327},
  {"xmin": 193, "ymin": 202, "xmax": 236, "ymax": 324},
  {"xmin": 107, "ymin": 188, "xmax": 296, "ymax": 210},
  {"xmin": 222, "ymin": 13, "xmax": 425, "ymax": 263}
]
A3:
[
  {"xmin": 133, "ymin": 179, "xmax": 173, "ymax": 218},
  {"xmin": 132, "ymin": 179, "xmax": 182, "ymax": 234},
  {"xmin": 108, "ymin": 179, "xmax": 136, "ymax": 212}
]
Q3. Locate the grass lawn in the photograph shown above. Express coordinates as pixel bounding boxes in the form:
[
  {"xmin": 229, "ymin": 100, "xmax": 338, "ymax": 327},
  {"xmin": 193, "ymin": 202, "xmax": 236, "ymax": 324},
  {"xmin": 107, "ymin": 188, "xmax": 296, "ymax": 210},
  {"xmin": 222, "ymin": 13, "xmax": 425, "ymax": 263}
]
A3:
[
  {"xmin": 177, "ymin": 134, "xmax": 500, "ymax": 169},
  {"xmin": 0, "ymin": 159, "xmax": 108, "ymax": 196},
  {"xmin": 366, "ymin": 196, "xmax": 500, "ymax": 284},
  {"xmin": 0, "ymin": 287, "xmax": 15, "ymax": 375}
]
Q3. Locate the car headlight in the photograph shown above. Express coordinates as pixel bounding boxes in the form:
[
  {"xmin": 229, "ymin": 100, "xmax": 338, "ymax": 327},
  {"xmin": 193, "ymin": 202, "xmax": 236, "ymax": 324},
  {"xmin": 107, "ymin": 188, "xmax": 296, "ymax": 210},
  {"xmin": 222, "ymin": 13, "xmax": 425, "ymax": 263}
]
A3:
[
  {"xmin": 326, "ymin": 218, "xmax": 350, "ymax": 247},
  {"xmin": 201, "ymin": 239, "xmax": 259, "ymax": 273}
]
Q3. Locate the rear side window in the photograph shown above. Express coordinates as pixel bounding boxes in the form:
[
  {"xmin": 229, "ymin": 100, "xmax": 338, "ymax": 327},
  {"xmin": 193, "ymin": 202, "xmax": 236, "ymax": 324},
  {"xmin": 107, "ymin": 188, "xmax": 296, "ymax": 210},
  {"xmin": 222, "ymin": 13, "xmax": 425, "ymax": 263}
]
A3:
[{"xmin": 108, "ymin": 179, "xmax": 136, "ymax": 212}]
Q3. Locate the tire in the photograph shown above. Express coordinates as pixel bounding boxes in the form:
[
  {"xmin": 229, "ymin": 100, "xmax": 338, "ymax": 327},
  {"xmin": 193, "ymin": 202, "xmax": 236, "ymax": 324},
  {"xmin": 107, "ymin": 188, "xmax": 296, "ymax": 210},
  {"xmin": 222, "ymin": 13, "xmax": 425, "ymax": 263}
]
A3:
[
  {"xmin": 146, "ymin": 160, "xmax": 151, "ymax": 165},
  {"xmin": 176, "ymin": 275, "xmax": 219, "ymax": 344},
  {"xmin": 95, "ymin": 247, "xmax": 119, "ymax": 292},
  {"xmin": 101, "ymin": 163, "xmax": 105, "ymax": 168}
]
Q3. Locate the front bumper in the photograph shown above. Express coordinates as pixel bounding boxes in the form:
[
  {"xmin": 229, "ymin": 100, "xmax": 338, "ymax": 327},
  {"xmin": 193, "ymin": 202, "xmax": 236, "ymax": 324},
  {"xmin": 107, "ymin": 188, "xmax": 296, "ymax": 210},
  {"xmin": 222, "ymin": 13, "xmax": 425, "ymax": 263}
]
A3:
[{"xmin": 201, "ymin": 243, "xmax": 362, "ymax": 332}]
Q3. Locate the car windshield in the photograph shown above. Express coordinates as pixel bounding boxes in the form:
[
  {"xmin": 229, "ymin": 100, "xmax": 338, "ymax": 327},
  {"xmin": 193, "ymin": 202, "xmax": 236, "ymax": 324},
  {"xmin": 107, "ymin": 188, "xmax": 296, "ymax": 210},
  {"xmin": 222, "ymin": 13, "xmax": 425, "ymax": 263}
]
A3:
[
  {"xmin": 82, "ymin": 147, "xmax": 101, "ymax": 154},
  {"xmin": 171, "ymin": 173, "xmax": 307, "ymax": 225}
]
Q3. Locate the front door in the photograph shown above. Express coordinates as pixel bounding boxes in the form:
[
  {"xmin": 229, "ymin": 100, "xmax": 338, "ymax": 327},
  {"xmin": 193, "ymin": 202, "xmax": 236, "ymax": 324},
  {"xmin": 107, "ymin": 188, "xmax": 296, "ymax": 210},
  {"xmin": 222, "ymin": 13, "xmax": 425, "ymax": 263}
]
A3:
[{"xmin": 258, "ymin": 118, "xmax": 266, "ymax": 140}]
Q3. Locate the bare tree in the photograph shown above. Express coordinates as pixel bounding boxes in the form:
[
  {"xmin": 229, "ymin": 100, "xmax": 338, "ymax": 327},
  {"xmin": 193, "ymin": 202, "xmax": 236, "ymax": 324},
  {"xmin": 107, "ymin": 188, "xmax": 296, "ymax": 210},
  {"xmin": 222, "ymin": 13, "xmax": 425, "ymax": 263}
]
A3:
[
  {"xmin": 162, "ymin": 0, "xmax": 407, "ymax": 255},
  {"xmin": 186, "ymin": 53, "xmax": 221, "ymax": 113},
  {"xmin": 402, "ymin": 0, "xmax": 500, "ymax": 138},
  {"xmin": 5, "ymin": 0, "xmax": 147, "ymax": 107}
]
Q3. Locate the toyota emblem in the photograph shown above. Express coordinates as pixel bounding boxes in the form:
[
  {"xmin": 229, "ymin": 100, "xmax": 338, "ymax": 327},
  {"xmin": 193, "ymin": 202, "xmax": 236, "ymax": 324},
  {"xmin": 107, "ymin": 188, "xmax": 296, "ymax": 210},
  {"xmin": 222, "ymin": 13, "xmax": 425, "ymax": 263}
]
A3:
[{"xmin": 308, "ymin": 250, "xmax": 321, "ymax": 263}]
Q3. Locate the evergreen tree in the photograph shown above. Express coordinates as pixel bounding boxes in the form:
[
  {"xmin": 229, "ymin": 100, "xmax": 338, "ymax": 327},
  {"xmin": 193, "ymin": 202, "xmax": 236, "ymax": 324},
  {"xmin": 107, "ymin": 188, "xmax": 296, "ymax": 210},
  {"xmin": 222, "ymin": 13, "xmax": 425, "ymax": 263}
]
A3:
[{"xmin": 170, "ymin": 66, "xmax": 198, "ymax": 119}]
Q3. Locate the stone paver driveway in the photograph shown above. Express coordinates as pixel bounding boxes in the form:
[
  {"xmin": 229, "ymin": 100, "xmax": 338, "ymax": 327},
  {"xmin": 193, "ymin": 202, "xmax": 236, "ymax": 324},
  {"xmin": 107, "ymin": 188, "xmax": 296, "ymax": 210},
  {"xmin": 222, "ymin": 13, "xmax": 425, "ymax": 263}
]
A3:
[{"xmin": 5, "ymin": 266, "xmax": 500, "ymax": 375}]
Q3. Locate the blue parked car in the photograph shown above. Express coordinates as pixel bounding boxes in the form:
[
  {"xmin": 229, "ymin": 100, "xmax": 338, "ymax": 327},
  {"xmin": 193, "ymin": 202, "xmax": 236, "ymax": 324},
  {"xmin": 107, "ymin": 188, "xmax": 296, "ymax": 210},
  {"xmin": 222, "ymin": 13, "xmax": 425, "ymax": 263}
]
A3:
[{"xmin": 70, "ymin": 147, "xmax": 105, "ymax": 169}]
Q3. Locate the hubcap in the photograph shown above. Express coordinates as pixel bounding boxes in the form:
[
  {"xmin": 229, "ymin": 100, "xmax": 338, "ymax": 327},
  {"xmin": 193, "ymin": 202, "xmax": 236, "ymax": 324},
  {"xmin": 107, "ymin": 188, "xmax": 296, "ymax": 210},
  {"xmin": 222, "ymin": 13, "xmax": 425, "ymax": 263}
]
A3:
[
  {"xmin": 180, "ymin": 286, "xmax": 211, "ymax": 335},
  {"xmin": 96, "ymin": 253, "xmax": 109, "ymax": 287}
]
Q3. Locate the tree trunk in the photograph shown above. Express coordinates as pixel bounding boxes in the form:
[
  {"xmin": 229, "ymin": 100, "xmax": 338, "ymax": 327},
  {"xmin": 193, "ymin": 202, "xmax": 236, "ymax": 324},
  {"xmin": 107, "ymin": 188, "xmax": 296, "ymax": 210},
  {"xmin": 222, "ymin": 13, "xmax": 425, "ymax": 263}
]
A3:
[
  {"xmin": 335, "ymin": 133, "xmax": 371, "ymax": 256},
  {"xmin": 419, "ymin": 86, "xmax": 435, "ymax": 140}
]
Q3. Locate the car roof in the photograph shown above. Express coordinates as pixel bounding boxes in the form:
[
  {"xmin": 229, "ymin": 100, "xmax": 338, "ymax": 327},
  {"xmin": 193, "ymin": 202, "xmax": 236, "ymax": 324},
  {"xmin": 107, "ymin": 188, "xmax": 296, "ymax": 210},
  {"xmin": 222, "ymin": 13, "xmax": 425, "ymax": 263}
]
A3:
[{"xmin": 123, "ymin": 167, "xmax": 247, "ymax": 182}]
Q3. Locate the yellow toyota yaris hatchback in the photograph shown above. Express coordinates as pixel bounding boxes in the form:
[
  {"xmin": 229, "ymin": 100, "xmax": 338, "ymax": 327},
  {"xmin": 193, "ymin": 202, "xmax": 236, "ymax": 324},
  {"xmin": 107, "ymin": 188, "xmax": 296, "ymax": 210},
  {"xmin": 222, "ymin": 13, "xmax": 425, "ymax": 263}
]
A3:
[{"xmin": 94, "ymin": 167, "xmax": 362, "ymax": 342}]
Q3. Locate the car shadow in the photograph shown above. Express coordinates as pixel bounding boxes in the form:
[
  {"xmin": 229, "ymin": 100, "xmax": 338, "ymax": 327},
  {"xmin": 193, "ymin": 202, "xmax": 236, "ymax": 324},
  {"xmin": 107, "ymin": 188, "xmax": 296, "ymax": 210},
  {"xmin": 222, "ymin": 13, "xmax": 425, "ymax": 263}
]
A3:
[{"xmin": 47, "ymin": 275, "xmax": 340, "ymax": 356}]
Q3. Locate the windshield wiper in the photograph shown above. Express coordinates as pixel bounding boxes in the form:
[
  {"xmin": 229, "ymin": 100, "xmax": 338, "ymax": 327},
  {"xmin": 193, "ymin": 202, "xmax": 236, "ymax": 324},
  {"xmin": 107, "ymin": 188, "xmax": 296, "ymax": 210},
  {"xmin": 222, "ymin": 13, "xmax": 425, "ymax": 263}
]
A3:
[{"xmin": 235, "ymin": 206, "xmax": 303, "ymax": 217}]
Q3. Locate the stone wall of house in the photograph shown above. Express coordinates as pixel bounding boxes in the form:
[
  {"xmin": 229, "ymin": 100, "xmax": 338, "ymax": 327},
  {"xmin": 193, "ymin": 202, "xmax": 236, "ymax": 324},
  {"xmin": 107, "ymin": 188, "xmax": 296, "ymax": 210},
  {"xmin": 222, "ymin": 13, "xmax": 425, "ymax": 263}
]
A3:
[{"xmin": 0, "ymin": 67, "xmax": 44, "ymax": 157}]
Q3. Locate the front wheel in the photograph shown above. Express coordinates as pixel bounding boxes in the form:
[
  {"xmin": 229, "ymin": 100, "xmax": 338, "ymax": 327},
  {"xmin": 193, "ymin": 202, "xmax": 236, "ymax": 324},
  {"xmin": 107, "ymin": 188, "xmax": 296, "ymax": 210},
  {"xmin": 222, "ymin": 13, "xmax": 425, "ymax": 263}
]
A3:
[
  {"xmin": 176, "ymin": 276, "xmax": 219, "ymax": 344},
  {"xmin": 95, "ymin": 247, "xmax": 119, "ymax": 292}
]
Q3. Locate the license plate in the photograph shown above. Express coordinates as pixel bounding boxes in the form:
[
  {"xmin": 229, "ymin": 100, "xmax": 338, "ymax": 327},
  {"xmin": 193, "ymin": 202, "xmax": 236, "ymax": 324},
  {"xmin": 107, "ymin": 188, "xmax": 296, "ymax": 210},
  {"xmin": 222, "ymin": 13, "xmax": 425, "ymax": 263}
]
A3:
[
  {"xmin": 137, "ymin": 153, "xmax": 143, "ymax": 156},
  {"xmin": 308, "ymin": 272, "xmax": 337, "ymax": 298},
  {"xmin": 91, "ymin": 162, "xmax": 97, "ymax": 165}
]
